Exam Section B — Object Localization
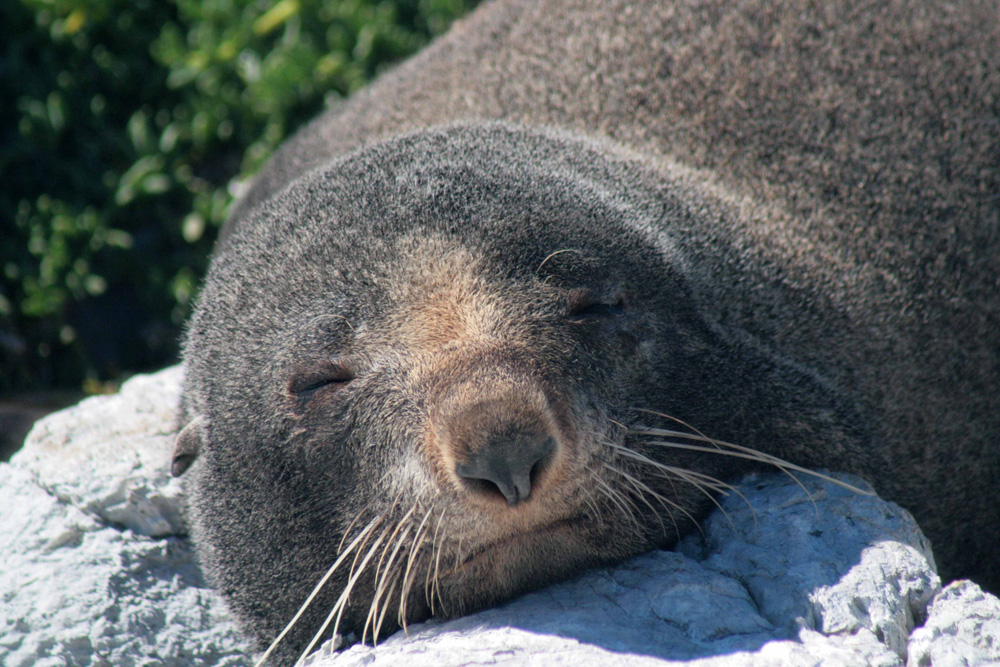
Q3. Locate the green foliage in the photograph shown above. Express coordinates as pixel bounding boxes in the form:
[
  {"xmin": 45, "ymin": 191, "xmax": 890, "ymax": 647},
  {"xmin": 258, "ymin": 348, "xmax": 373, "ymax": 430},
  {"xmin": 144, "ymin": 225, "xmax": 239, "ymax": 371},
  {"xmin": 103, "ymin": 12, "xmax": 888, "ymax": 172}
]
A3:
[{"xmin": 1, "ymin": 0, "xmax": 474, "ymax": 394}]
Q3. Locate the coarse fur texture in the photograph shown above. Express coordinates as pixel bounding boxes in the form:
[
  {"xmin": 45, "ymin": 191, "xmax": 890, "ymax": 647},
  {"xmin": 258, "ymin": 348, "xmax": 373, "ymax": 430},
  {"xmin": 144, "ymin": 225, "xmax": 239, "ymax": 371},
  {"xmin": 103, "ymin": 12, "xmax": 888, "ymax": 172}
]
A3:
[{"xmin": 178, "ymin": 1, "xmax": 1000, "ymax": 664}]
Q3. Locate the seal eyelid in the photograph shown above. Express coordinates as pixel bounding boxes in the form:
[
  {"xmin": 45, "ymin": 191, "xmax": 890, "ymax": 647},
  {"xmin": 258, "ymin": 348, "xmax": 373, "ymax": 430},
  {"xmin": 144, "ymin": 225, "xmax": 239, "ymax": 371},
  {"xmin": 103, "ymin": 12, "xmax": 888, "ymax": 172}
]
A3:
[
  {"xmin": 287, "ymin": 358, "xmax": 356, "ymax": 399},
  {"xmin": 566, "ymin": 288, "xmax": 627, "ymax": 321}
]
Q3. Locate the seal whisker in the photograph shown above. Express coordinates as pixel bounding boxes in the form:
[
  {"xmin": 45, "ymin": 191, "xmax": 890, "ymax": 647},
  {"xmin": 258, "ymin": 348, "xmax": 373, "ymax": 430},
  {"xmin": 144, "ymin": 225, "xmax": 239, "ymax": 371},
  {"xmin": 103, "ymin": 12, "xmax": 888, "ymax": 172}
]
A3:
[
  {"xmin": 639, "ymin": 437, "xmax": 824, "ymax": 516},
  {"xmin": 664, "ymin": 468, "xmax": 736, "ymax": 495},
  {"xmin": 252, "ymin": 516, "xmax": 380, "ymax": 667},
  {"xmin": 337, "ymin": 505, "xmax": 375, "ymax": 555},
  {"xmin": 612, "ymin": 442, "xmax": 732, "ymax": 494},
  {"xmin": 587, "ymin": 467, "xmax": 642, "ymax": 531},
  {"xmin": 632, "ymin": 428, "xmax": 872, "ymax": 497},
  {"xmin": 428, "ymin": 506, "xmax": 449, "ymax": 617},
  {"xmin": 660, "ymin": 464, "xmax": 739, "ymax": 534},
  {"xmin": 399, "ymin": 504, "xmax": 436, "ymax": 631},
  {"xmin": 423, "ymin": 508, "xmax": 445, "ymax": 615},
  {"xmin": 374, "ymin": 570, "xmax": 402, "ymax": 643},
  {"xmin": 336, "ymin": 473, "xmax": 394, "ymax": 554},
  {"xmin": 399, "ymin": 533, "xmax": 427, "ymax": 632},
  {"xmin": 628, "ymin": 411, "xmax": 721, "ymax": 447},
  {"xmin": 536, "ymin": 248, "xmax": 586, "ymax": 273},
  {"xmin": 657, "ymin": 464, "xmax": 759, "ymax": 526},
  {"xmin": 295, "ymin": 512, "xmax": 396, "ymax": 663},
  {"xmin": 605, "ymin": 463, "xmax": 671, "ymax": 538},
  {"xmin": 346, "ymin": 496, "xmax": 402, "ymax": 585},
  {"xmin": 608, "ymin": 442, "xmax": 743, "ymax": 533},
  {"xmin": 298, "ymin": 523, "xmax": 393, "ymax": 663},
  {"xmin": 632, "ymin": 415, "xmax": 821, "ymax": 480},
  {"xmin": 364, "ymin": 505, "xmax": 417, "ymax": 644},
  {"xmin": 604, "ymin": 450, "xmax": 708, "ymax": 535},
  {"xmin": 601, "ymin": 459, "xmax": 681, "ymax": 539},
  {"xmin": 659, "ymin": 465, "xmax": 759, "ymax": 534},
  {"xmin": 613, "ymin": 421, "xmax": 684, "ymax": 500},
  {"xmin": 365, "ymin": 524, "xmax": 411, "ymax": 645},
  {"xmin": 329, "ymin": 522, "xmax": 392, "ymax": 641},
  {"xmin": 579, "ymin": 481, "xmax": 605, "ymax": 527},
  {"xmin": 362, "ymin": 535, "xmax": 396, "ymax": 645}
]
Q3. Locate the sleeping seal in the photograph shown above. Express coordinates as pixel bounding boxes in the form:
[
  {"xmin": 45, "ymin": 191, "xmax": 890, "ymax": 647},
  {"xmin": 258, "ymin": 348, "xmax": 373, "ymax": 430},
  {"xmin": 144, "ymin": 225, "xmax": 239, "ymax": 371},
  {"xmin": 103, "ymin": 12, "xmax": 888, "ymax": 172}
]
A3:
[{"xmin": 175, "ymin": 0, "xmax": 1000, "ymax": 664}]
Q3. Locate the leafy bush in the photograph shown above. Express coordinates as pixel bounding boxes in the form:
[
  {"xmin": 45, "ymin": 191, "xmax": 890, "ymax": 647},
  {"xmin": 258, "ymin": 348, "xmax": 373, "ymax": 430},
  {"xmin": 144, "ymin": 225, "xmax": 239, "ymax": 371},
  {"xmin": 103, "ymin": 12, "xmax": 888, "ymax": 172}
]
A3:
[{"xmin": 1, "ymin": 0, "xmax": 474, "ymax": 395}]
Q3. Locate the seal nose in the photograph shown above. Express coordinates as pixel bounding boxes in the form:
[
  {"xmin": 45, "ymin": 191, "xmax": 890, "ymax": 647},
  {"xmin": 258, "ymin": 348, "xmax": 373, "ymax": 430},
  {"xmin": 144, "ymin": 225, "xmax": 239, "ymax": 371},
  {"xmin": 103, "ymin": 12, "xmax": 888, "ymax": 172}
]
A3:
[{"xmin": 455, "ymin": 428, "xmax": 556, "ymax": 506}]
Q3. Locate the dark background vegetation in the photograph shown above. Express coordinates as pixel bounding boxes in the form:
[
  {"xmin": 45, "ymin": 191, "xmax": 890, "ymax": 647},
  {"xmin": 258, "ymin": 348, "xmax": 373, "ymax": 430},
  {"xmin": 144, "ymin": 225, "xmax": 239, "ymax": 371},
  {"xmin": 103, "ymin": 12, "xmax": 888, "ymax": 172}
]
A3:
[{"xmin": 1, "ymin": 0, "xmax": 475, "ymax": 403}]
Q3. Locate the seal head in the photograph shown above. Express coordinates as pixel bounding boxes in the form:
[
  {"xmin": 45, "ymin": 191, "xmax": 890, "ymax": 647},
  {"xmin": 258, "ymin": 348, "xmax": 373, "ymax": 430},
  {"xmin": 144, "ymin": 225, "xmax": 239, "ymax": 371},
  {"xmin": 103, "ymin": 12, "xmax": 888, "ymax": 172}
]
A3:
[{"xmin": 179, "ymin": 124, "xmax": 866, "ymax": 662}]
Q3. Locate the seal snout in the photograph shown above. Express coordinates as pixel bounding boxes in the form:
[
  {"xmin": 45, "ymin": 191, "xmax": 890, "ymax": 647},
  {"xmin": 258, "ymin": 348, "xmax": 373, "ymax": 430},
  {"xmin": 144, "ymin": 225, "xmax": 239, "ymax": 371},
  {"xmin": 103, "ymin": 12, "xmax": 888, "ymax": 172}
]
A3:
[
  {"xmin": 455, "ymin": 428, "xmax": 556, "ymax": 506},
  {"xmin": 433, "ymin": 385, "xmax": 565, "ymax": 509}
]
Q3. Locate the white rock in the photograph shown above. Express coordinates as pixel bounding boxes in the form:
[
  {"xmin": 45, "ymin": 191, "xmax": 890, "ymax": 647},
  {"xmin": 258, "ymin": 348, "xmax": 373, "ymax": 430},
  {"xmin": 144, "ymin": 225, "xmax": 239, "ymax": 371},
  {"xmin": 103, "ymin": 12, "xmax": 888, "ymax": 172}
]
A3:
[
  {"xmin": 907, "ymin": 581, "xmax": 1000, "ymax": 667},
  {"xmin": 0, "ymin": 463, "xmax": 252, "ymax": 666},
  {"xmin": 12, "ymin": 366, "xmax": 187, "ymax": 537},
  {"xmin": 304, "ymin": 473, "xmax": 934, "ymax": 667},
  {"xmin": 2, "ymin": 365, "xmax": 998, "ymax": 667},
  {"xmin": 687, "ymin": 472, "xmax": 939, "ymax": 660}
]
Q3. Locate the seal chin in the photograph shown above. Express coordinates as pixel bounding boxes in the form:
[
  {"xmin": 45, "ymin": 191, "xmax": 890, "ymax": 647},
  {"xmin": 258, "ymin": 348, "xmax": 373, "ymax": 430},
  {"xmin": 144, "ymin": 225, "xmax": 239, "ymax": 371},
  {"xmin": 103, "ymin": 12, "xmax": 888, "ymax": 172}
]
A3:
[
  {"xmin": 452, "ymin": 516, "xmax": 587, "ymax": 574},
  {"xmin": 429, "ymin": 515, "xmax": 629, "ymax": 621}
]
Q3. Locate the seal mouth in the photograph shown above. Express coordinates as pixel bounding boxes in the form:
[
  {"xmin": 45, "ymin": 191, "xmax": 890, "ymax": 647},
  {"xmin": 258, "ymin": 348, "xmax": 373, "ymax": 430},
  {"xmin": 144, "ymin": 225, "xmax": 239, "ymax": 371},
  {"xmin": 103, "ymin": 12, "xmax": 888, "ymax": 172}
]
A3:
[{"xmin": 450, "ymin": 516, "xmax": 583, "ymax": 574}]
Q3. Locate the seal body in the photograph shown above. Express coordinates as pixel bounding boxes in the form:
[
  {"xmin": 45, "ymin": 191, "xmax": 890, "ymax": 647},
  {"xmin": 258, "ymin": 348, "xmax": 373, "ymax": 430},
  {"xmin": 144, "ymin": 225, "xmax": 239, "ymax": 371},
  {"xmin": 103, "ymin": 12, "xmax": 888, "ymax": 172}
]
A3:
[{"xmin": 178, "ymin": 0, "xmax": 1000, "ymax": 663}]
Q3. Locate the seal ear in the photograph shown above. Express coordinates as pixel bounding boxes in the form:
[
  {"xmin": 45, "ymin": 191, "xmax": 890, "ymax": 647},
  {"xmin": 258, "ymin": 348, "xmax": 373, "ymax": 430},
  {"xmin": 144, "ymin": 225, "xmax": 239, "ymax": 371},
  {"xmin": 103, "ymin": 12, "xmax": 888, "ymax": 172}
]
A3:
[{"xmin": 172, "ymin": 416, "xmax": 205, "ymax": 477}]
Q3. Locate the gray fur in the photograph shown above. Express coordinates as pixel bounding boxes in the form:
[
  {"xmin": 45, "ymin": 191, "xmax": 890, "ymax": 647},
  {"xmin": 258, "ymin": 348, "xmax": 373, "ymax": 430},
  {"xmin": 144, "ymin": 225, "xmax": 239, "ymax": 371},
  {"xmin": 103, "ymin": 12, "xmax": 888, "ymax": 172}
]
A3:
[{"xmin": 181, "ymin": 1, "xmax": 1000, "ymax": 664}]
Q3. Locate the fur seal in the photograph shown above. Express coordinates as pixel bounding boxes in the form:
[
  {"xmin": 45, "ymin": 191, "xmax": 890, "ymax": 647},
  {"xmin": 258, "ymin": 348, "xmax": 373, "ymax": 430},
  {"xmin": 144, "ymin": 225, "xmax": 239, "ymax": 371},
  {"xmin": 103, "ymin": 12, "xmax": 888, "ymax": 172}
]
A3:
[{"xmin": 176, "ymin": 0, "xmax": 1000, "ymax": 664}]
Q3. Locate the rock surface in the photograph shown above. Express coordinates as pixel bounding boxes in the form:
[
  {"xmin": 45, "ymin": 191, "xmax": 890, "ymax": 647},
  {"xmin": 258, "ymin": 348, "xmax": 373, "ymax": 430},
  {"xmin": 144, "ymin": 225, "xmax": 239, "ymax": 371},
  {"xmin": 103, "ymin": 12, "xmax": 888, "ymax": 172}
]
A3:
[
  {"xmin": 11, "ymin": 366, "xmax": 188, "ymax": 538},
  {"xmin": 302, "ymin": 473, "xmax": 940, "ymax": 667},
  {"xmin": 2, "ymin": 366, "xmax": 999, "ymax": 667},
  {"xmin": 0, "ymin": 367, "xmax": 252, "ymax": 667},
  {"xmin": 907, "ymin": 581, "xmax": 1000, "ymax": 667}
]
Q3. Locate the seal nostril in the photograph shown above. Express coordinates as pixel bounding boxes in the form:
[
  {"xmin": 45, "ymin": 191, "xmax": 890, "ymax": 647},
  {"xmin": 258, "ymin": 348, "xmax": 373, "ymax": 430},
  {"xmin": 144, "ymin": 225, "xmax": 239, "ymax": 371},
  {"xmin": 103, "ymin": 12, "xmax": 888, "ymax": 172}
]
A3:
[
  {"xmin": 455, "ymin": 432, "xmax": 557, "ymax": 507},
  {"xmin": 529, "ymin": 437, "xmax": 555, "ymax": 486},
  {"xmin": 459, "ymin": 477, "xmax": 509, "ymax": 504}
]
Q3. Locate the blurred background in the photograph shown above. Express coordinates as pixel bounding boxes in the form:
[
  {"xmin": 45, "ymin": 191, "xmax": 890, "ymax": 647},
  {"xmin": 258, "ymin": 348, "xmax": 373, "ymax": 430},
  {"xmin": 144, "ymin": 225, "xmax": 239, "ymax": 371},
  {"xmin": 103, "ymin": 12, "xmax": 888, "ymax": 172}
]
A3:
[{"xmin": 1, "ymin": 0, "xmax": 476, "ymax": 458}]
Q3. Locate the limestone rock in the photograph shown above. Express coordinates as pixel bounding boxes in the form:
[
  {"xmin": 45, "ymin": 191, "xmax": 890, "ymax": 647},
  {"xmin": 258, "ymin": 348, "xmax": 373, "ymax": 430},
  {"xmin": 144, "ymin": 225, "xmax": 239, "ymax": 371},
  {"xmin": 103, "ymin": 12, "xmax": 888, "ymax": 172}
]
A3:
[
  {"xmin": 0, "ymin": 463, "xmax": 252, "ymax": 667},
  {"xmin": 1, "ymin": 367, "xmax": 252, "ymax": 667},
  {"xmin": 12, "ymin": 366, "xmax": 187, "ymax": 537},
  {"xmin": 907, "ymin": 580, "xmax": 1000, "ymax": 667},
  {"xmin": 2, "ymin": 366, "xmax": 999, "ymax": 667},
  {"xmin": 303, "ymin": 473, "xmax": 938, "ymax": 667}
]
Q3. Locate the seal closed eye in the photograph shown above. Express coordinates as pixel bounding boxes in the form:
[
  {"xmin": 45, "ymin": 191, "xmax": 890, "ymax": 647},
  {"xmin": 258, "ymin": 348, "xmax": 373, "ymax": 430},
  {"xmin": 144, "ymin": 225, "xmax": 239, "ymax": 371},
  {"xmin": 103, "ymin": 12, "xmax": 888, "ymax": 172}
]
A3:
[{"xmin": 177, "ymin": 1, "xmax": 1000, "ymax": 665}]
